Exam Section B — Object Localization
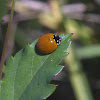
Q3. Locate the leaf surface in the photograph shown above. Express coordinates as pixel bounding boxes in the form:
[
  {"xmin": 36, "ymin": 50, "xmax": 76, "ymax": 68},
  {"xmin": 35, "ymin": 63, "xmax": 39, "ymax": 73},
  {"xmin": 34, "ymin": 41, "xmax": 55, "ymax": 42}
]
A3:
[{"xmin": 0, "ymin": 34, "xmax": 72, "ymax": 100}]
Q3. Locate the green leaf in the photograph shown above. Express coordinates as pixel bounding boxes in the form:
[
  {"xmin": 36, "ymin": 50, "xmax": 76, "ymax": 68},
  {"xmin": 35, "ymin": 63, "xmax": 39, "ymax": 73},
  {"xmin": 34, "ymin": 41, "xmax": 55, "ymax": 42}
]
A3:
[
  {"xmin": 0, "ymin": 34, "xmax": 72, "ymax": 100},
  {"xmin": 0, "ymin": 0, "xmax": 7, "ymax": 22}
]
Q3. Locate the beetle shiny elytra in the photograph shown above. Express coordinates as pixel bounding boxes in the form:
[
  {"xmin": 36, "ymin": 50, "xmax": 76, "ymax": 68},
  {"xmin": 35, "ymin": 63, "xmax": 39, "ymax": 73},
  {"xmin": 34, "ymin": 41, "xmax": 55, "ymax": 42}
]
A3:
[{"xmin": 36, "ymin": 33, "xmax": 61, "ymax": 54}]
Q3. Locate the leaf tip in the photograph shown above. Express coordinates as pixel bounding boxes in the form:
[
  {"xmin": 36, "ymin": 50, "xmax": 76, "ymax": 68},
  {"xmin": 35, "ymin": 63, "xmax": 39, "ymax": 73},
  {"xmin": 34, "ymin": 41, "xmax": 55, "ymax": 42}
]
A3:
[
  {"xmin": 64, "ymin": 52, "xmax": 69, "ymax": 55},
  {"xmin": 62, "ymin": 65, "xmax": 66, "ymax": 68},
  {"xmin": 27, "ymin": 42, "xmax": 30, "ymax": 45},
  {"xmin": 67, "ymin": 52, "xmax": 70, "ymax": 55},
  {"xmin": 55, "ymin": 84, "xmax": 59, "ymax": 87}
]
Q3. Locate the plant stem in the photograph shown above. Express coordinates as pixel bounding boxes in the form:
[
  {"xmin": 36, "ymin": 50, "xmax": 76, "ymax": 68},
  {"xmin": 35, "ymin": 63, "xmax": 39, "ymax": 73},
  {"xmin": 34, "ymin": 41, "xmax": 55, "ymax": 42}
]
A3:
[{"xmin": 0, "ymin": 0, "xmax": 15, "ymax": 80}]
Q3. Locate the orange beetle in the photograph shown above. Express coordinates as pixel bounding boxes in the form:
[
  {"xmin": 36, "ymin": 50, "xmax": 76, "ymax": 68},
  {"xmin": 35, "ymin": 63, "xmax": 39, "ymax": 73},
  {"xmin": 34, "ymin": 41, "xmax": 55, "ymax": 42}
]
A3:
[{"xmin": 36, "ymin": 33, "xmax": 61, "ymax": 54}]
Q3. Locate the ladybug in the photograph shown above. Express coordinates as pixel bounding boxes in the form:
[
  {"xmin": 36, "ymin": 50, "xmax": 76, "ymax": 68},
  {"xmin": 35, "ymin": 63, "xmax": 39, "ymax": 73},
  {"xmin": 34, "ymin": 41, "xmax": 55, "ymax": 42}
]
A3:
[{"xmin": 36, "ymin": 33, "xmax": 61, "ymax": 54}]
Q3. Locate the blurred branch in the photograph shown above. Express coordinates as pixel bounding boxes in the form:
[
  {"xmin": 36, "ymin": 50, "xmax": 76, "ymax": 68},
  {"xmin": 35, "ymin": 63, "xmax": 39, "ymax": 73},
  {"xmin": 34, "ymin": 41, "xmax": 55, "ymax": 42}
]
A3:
[
  {"xmin": 8, "ymin": 1, "xmax": 86, "ymax": 13},
  {"xmin": 8, "ymin": 1, "xmax": 50, "ymax": 13},
  {"xmin": 2, "ymin": 1, "xmax": 100, "ymax": 24},
  {"xmin": 66, "ymin": 13, "xmax": 100, "ymax": 23},
  {"xmin": 2, "ymin": 12, "xmax": 38, "ymax": 24},
  {"xmin": 3, "ymin": 12, "xmax": 100, "ymax": 24}
]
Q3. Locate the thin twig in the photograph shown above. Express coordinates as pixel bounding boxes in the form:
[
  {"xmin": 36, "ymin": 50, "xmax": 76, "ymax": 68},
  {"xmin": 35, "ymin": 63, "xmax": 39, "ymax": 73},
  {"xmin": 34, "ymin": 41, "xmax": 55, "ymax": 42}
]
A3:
[{"xmin": 0, "ymin": 0, "xmax": 15, "ymax": 80}]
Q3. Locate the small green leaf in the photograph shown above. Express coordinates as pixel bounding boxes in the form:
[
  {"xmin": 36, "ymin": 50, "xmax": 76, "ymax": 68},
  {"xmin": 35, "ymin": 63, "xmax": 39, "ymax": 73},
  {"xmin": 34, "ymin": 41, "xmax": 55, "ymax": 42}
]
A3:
[
  {"xmin": 0, "ymin": 34, "xmax": 72, "ymax": 100},
  {"xmin": 0, "ymin": 0, "xmax": 7, "ymax": 22}
]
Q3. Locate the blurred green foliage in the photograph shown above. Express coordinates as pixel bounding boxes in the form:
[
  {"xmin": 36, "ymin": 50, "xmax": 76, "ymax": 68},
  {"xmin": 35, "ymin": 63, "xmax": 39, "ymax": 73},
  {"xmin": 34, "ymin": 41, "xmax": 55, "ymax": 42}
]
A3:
[{"xmin": 0, "ymin": 0, "xmax": 7, "ymax": 23}]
